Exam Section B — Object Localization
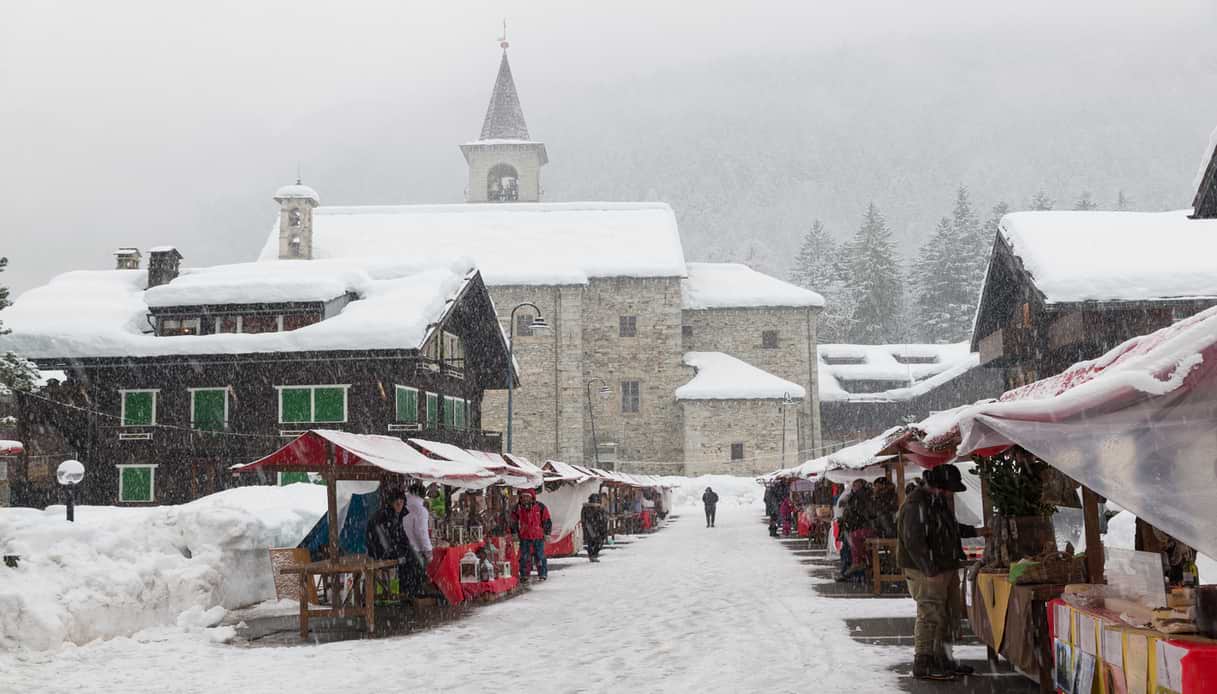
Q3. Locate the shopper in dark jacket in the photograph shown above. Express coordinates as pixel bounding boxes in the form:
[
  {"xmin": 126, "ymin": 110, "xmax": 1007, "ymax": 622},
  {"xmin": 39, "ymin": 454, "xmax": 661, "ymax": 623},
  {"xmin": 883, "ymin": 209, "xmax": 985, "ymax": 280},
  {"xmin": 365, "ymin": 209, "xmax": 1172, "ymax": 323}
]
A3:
[
  {"xmin": 896, "ymin": 464, "xmax": 970, "ymax": 682},
  {"xmin": 366, "ymin": 490, "xmax": 419, "ymax": 599},
  {"xmin": 702, "ymin": 487, "xmax": 719, "ymax": 527},
  {"xmin": 581, "ymin": 494, "xmax": 610, "ymax": 562}
]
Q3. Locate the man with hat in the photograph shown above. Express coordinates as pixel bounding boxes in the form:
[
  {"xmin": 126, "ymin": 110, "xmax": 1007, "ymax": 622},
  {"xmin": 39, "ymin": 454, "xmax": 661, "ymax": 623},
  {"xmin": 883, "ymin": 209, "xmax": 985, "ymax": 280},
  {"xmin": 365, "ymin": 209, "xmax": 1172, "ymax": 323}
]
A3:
[
  {"xmin": 896, "ymin": 463, "xmax": 973, "ymax": 682},
  {"xmin": 511, "ymin": 488, "xmax": 553, "ymax": 581}
]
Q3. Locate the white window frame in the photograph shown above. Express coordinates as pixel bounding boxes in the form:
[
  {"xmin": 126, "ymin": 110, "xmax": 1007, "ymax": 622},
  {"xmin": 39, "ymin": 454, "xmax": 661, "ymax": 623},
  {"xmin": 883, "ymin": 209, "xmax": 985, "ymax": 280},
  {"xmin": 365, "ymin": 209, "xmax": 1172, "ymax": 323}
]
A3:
[
  {"xmin": 119, "ymin": 389, "xmax": 160, "ymax": 427},
  {"xmin": 275, "ymin": 385, "xmax": 351, "ymax": 424},
  {"xmin": 445, "ymin": 395, "xmax": 468, "ymax": 430},
  {"xmin": 188, "ymin": 387, "xmax": 230, "ymax": 429},
  {"xmin": 395, "ymin": 385, "xmax": 420, "ymax": 422},
  {"xmin": 117, "ymin": 464, "xmax": 158, "ymax": 503}
]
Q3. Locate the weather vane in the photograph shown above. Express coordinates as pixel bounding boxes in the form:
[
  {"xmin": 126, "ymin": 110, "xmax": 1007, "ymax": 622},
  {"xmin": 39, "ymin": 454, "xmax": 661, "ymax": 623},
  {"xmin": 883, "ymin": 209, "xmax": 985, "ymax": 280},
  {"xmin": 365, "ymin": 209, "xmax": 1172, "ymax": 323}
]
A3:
[{"xmin": 499, "ymin": 19, "xmax": 508, "ymax": 50}]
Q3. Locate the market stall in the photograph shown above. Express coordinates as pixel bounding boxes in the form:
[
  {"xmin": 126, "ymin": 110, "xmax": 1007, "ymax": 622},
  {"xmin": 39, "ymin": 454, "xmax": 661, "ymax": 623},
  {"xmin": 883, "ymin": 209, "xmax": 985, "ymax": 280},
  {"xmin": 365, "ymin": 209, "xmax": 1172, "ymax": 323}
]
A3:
[{"xmin": 539, "ymin": 460, "xmax": 602, "ymax": 557}]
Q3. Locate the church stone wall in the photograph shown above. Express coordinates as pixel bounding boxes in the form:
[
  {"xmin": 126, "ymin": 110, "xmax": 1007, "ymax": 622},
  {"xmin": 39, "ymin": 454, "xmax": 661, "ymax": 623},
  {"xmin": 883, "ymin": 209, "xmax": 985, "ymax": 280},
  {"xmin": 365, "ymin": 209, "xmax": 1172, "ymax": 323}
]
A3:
[
  {"xmin": 681, "ymin": 306, "xmax": 822, "ymax": 459},
  {"xmin": 482, "ymin": 284, "xmax": 584, "ymax": 466},
  {"xmin": 464, "ymin": 144, "xmax": 544, "ymax": 203},
  {"xmin": 680, "ymin": 398, "xmax": 801, "ymax": 476},
  {"xmin": 582, "ymin": 277, "xmax": 687, "ymax": 471}
]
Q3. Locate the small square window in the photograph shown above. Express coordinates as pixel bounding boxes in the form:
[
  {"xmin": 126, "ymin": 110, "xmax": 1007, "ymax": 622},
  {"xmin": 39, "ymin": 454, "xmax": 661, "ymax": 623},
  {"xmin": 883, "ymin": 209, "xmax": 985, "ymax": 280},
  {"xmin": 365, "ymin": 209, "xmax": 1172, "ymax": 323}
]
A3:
[
  {"xmin": 619, "ymin": 315, "xmax": 637, "ymax": 337},
  {"xmin": 515, "ymin": 314, "xmax": 534, "ymax": 337},
  {"xmin": 762, "ymin": 330, "xmax": 779, "ymax": 349},
  {"xmin": 621, "ymin": 380, "xmax": 640, "ymax": 413},
  {"xmin": 730, "ymin": 443, "xmax": 745, "ymax": 461},
  {"xmin": 119, "ymin": 465, "xmax": 156, "ymax": 503},
  {"xmin": 121, "ymin": 390, "xmax": 157, "ymax": 427},
  {"xmin": 682, "ymin": 325, "xmax": 693, "ymax": 338}
]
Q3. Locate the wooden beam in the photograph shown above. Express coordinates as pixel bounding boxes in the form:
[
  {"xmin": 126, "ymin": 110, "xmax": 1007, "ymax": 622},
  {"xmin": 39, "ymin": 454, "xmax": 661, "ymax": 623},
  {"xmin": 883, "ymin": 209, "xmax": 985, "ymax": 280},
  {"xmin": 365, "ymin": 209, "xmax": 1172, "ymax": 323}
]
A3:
[
  {"xmin": 895, "ymin": 454, "xmax": 906, "ymax": 508},
  {"xmin": 1082, "ymin": 485, "xmax": 1105, "ymax": 584},
  {"xmin": 326, "ymin": 442, "xmax": 339, "ymax": 561}
]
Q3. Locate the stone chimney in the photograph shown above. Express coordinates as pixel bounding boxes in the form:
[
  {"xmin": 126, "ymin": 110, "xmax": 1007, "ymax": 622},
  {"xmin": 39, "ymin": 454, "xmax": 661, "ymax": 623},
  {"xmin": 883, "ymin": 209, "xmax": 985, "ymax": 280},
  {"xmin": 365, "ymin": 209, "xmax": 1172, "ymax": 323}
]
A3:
[
  {"xmin": 147, "ymin": 247, "xmax": 183, "ymax": 288},
  {"xmin": 113, "ymin": 248, "xmax": 142, "ymax": 270}
]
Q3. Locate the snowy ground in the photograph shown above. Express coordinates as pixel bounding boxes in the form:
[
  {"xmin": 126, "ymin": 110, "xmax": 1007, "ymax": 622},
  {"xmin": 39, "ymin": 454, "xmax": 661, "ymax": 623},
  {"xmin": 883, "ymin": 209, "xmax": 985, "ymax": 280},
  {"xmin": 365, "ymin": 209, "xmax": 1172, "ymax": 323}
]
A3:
[{"xmin": 1, "ymin": 486, "xmax": 914, "ymax": 694}]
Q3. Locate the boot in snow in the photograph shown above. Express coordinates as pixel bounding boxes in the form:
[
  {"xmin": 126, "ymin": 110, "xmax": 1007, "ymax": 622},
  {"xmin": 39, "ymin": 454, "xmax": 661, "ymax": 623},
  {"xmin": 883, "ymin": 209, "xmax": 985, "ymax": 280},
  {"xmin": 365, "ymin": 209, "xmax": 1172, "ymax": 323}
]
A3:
[{"xmin": 912, "ymin": 655, "xmax": 957, "ymax": 681}]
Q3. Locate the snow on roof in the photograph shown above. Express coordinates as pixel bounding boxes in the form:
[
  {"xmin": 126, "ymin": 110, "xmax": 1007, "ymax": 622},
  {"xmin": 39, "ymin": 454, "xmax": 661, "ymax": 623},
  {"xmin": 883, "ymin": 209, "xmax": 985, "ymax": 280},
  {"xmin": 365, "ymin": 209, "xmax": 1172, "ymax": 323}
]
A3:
[
  {"xmin": 149, "ymin": 246, "xmax": 180, "ymax": 254},
  {"xmin": 273, "ymin": 183, "xmax": 319, "ymax": 203},
  {"xmin": 256, "ymin": 202, "xmax": 686, "ymax": 286},
  {"xmin": 144, "ymin": 261, "xmax": 367, "ymax": 307},
  {"xmin": 676, "ymin": 351, "xmax": 805, "ymax": 400},
  {"xmin": 681, "ymin": 263, "xmax": 825, "ymax": 310},
  {"xmin": 818, "ymin": 342, "xmax": 977, "ymax": 402},
  {"xmin": 999, "ymin": 210, "xmax": 1217, "ymax": 304},
  {"xmin": 0, "ymin": 258, "xmax": 475, "ymax": 359}
]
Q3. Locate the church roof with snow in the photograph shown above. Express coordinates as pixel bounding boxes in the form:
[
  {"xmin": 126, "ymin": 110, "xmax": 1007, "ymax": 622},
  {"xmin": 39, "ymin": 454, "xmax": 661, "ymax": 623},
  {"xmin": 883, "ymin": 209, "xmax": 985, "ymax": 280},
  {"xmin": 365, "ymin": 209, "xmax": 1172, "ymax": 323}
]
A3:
[
  {"xmin": 818, "ymin": 342, "xmax": 979, "ymax": 402},
  {"xmin": 676, "ymin": 351, "xmax": 805, "ymax": 400},
  {"xmin": 479, "ymin": 51, "xmax": 530, "ymax": 141},
  {"xmin": 0, "ymin": 258, "xmax": 486, "ymax": 360},
  {"xmin": 257, "ymin": 202, "xmax": 687, "ymax": 286},
  {"xmin": 681, "ymin": 262, "xmax": 825, "ymax": 310}
]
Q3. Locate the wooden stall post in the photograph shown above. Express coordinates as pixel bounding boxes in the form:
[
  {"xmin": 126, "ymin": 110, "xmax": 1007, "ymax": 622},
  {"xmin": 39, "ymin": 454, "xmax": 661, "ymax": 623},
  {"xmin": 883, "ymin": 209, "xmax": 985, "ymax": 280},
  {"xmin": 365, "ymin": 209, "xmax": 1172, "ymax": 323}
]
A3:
[
  {"xmin": 1081, "ymin": 485, "xmax": 1105, "ymax": 584},
  {"xmin": 895, "ymin": 453, "xmax": 907, "ymax": 507},
  {"xmin": 325, "ymin": 442, "xmax": 339, "ymax": 561}
]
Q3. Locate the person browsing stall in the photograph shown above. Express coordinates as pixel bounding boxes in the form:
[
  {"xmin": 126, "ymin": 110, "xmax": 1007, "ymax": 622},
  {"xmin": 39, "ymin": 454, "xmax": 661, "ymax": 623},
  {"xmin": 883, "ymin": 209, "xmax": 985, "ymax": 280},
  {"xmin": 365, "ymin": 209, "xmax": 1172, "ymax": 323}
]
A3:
[
  {"xmin": 512, "ymin": 489, "xmax": 553, "ymax": 582},
  {"xmin": 399, "ymin": 482, "xmax": 433, "ymax": 597}
]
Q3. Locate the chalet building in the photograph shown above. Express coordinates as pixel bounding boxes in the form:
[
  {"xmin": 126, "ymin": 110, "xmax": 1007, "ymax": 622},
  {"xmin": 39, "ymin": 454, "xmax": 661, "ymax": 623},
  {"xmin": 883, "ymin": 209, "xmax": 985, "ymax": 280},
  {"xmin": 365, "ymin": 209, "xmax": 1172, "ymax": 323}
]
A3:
[
  {"xmin": 817, "ymin": 343, "xmax": 1003, "ymax": 448},
  {"xmin": 972, "ymin": 132, "xmax": 1217, "ymax": 389},
  {"xmin": 0, "ymin": 253, "xmax": 515, "ymax": 506},
  {"xmin": 253, "ymin": 45, "xmax": 826, "ymax": 474}
]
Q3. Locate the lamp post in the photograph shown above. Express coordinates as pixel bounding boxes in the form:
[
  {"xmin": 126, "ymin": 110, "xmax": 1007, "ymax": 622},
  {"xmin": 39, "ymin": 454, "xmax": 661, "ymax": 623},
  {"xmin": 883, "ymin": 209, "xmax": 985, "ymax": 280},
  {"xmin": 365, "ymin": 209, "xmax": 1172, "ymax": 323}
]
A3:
[
  {"xmin": 56, "ymin": 459, "xmax": 85, "ymax": 522},
  {"xmin": 780, "ymin": 392, "xmax": 797, "ymax": 468},
  {"xmin": 506, "ymin": 302, "xmax": 548, "ymax": 453},
  {"xmin": 585, "ymin": 377, "xmax": 612, "ymax": 467}
]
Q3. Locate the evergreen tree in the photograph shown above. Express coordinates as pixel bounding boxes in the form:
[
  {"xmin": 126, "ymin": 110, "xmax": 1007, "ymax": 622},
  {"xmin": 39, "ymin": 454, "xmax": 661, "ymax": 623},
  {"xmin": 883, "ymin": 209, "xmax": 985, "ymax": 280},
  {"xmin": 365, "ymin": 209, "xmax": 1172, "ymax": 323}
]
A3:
[
  {"xmin": 841, "ymin": 203, "xmax": 903, "ymax": 343},
  {"xmin": 912, "ymin": 217, "xmax": 974, "ymax": 342},
  {"xmin": 0, "ymin": 258, "xmax": 38, "ymax": 395},
  {"xmin": 1073, "ymin": 191, "xmax": 1098, "ymax": 210},
  {"xmin": 0, "ymin": 257, "xmax": 9, "ymax": 335},
  {"xmin": 789, "ymin": 220, "xmax": 853, "ymax": 342},
  {"xmin": 1029, "ymin": 192, "xmax": 1054, "ymax": 210}
]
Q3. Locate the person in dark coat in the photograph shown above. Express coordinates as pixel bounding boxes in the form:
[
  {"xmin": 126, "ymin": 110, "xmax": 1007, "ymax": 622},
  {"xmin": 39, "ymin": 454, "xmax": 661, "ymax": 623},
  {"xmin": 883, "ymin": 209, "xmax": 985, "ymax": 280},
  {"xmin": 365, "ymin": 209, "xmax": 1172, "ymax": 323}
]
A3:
[
  {"xmin": 702, "ymin": 487, "xmax": 720, "ymax": 527},
  {"xmin": 581, "ymin": 493, "xmax": 610, "ymax": 562},
  {"xmin": 764, "ymin": 484, "xmax": 781, "ymax": 537},
  {"xmin": 896, "ymin": 464, "xmax": 971, "ymax": 681},
  {"xmin": 366, "ymin": 490, "xmax": 417, "ymax": 598}
]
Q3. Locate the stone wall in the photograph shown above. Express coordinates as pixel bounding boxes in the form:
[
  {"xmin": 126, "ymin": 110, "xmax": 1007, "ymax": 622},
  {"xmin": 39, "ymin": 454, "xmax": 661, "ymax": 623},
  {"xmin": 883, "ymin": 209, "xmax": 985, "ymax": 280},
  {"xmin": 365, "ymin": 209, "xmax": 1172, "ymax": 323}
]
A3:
[
  {"xmin": 681, "ymin": 306, "xmax": 822, "ymax": 459},
  {"xmin": 582, "ymin": 277, "xmax": 687, "ymax": 466},
  {"xmin": 680, "ymin": 398, "xmax": 801, "ymax": 476},
  {"xmin": 463, "ymin": 144, "xmax": 545, "ymax": 202}
]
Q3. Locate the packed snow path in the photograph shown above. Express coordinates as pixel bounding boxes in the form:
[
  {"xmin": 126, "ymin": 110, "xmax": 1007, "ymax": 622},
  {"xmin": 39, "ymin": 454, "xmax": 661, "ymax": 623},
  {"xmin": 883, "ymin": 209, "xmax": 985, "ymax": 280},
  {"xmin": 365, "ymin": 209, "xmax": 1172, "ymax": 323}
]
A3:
[{"xmin": 1, "ymin": 502, "xmax": 908, "ymax": 693}]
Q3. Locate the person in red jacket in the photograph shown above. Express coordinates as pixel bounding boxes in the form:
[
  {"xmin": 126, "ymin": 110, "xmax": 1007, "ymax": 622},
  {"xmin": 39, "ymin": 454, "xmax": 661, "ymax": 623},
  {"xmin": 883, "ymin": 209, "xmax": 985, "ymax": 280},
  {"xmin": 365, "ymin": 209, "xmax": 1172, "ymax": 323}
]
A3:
[{"xmin": 512, "ymin": 489, "xmax": 553, "ymax": 581}]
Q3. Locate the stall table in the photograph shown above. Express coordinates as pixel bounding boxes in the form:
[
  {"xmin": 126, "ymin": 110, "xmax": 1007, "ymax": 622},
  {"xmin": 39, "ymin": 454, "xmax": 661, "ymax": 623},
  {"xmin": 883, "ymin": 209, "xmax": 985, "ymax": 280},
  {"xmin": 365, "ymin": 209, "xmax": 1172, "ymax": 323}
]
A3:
[
  {"xmin": 427, "ymin": 538, "xmax": 519, "ymax": 605},
  {"xmin": 969, "ymin": 572, "xmax": 1066, "ymax": 693},
  {"xmin": 281, "ymin": 556, "xmax": 399, "ymax": 639},
  {"xmin": 1049, "ymin": 598, "xmax": 1217, "ymax": 694},
  {"xmin": 864, "ymin": 538, "xmax": 906, "ymax": 596}
]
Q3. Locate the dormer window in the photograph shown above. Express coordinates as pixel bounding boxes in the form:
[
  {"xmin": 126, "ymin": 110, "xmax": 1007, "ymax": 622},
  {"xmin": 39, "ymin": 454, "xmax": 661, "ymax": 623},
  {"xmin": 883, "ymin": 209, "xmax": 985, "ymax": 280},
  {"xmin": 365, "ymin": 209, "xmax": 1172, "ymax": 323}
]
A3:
[
  {"xmin": 892, "ymin": 354, "xmax": 939, "ymax": 365},
  {"xmin": 442, "ymin": 331, "xmax": 464, "ymax": 371},
  {"xmin": 160, "ymin": 317, "xmax": 200, "ymax": 336},
  {"xmin": 487, "ymin": 163, "xmax": 519, "ymax": 201},
  {"xmin": 822, "ymin": 355, "xmax": 866, "ymax": 366}
]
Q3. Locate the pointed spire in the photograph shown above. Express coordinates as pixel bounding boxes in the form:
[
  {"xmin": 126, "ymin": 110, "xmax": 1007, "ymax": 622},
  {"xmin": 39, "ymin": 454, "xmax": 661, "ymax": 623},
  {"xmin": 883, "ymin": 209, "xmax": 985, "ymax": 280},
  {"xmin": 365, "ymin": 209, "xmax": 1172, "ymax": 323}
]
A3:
[{"xmin": 479, "ymin": 49, "xmax": 530, "ymax": 141}]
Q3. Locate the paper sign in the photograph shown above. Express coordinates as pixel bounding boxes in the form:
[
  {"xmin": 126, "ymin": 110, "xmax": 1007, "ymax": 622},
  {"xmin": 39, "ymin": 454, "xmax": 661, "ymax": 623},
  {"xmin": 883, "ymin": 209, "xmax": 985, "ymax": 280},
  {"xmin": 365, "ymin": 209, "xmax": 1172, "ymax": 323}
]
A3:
[
  {"xmin": 1056, "ymin": 603, "xmax": 1073, "ymax": 641},
  {"xmin": 1056, "ymin": 639, "xmax": 1075, "ymax": 694},
  {"xmin": 1125, "ymin": 634, "xmax": 1149, "ymax": 694},
  {"xmin": 1102, "ymin": 627, "xmax": 1125, "ymax": 669},
  {"xmin": 1073, "ymin": 652, "xmax": 1097, "ymax": 694},
  {"xmin": 1078, "ymin": 613, "xmax": 1099, "ymax": 656},
  {"xmin": 1154, "ymin": 641, "xmax": 1186, "ymax": 693}
]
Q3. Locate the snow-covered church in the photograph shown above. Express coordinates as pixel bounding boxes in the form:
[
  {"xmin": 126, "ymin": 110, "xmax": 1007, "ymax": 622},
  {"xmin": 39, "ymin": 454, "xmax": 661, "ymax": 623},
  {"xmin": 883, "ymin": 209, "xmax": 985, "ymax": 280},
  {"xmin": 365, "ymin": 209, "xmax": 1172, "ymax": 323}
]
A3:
[{"xmin": 261, "ymin": 46, "xmax": 825, "ymax": 474}]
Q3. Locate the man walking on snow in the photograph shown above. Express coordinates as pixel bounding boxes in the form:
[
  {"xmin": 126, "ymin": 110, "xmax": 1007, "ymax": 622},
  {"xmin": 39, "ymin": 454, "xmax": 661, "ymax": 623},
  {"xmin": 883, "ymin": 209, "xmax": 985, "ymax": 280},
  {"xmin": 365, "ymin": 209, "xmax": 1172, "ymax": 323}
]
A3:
[
  {"xmin": 702, "ymin": 487, "xmax": 719, "ymax": 527},
  {"xmin": 581, "ymin": 493, "xmax": 609, "ymax": 562},
  {"xmin": 896, "ymin": 464, "xmax": 974, "ymax": 682},
  {"xmin": 512, "ymin": 489, "xmax": 553, "ymax": 581}
]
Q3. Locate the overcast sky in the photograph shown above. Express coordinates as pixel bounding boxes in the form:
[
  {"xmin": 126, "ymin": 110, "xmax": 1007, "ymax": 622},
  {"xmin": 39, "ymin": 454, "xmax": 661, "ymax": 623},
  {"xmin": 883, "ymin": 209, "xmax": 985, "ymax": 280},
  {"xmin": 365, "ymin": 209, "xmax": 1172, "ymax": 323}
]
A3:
[{"xmin": 3, "ymin": 0, "xmax": 1216, "ymax": 294}]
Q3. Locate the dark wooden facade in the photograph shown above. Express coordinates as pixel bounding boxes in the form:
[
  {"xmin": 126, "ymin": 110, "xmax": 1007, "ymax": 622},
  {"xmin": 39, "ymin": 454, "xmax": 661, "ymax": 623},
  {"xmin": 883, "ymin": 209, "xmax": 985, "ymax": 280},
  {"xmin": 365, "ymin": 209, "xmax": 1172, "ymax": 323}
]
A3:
[
  {"xmin": 10, "ymin": 273, "xmax": 515, "ymax": 507},
  {"xmin": 971, "ymin": 233, "xmax": 1217, "ymax": 390}
]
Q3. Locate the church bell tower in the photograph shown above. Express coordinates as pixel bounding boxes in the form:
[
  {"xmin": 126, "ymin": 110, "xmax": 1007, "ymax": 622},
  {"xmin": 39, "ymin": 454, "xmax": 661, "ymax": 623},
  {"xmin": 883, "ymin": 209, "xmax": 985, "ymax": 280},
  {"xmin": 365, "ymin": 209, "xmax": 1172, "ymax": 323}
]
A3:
[{"xmin": 460, "ymin": 32, "xmax": 547, "ymax": 203}]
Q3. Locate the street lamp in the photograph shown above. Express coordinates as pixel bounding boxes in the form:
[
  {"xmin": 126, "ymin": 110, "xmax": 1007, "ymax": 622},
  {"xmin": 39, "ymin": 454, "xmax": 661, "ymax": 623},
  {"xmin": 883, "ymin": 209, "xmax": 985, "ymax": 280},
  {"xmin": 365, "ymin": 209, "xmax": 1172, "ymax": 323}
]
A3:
[
  {"xmin": 56, "ymin": 459, "xmax": 85, "ymax": 522},
  {"xmin": 780, "ymin": 392, "xmax": 797, "ymax": 468},
  {"xmin": 506, "ymin": 302, "xmax": 548, "ymax": 453},
  {"xmin": 585, "ymin": 377, "xmax": 612, "ymax": 467}
]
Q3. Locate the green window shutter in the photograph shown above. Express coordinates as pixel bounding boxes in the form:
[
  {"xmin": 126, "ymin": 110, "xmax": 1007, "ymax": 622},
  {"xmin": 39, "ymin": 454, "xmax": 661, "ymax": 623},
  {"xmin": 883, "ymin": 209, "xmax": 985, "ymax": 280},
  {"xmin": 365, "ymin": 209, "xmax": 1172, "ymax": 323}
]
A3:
[
  {"xmin": 443, "ymin": 396, "xmax": 456, "ymax": 428},
  {"xmin": 426, "ymin": 393, "xmax": 438, "ymax": 427},
  {"xmin": 454, "ymin": 398, "xmax": 466, "ymax": 430},
  {"xmin": 193, "ymin": 389, "xmax": 226, "ymax": 431},
  {"xmin": 122, "ymin": 392, "xmax": 154, "ymax": 426},
  {"xmin": 313, "ymin": 387, "xmax": 345, "ymax": 422},
  {"xmin": 279, "ymin": 471, "xmax": 311, "ymax": 486},
  {"xmin": 396, "ymin": 387, "xmax": 418, "ymax": 423},
  {"xmin": 281, "ymin": 388, "xmax": 311, "ymax": 423},
  {"xmin": 120, "ymin": 467, "xmax": 153, "ymax": 502}
]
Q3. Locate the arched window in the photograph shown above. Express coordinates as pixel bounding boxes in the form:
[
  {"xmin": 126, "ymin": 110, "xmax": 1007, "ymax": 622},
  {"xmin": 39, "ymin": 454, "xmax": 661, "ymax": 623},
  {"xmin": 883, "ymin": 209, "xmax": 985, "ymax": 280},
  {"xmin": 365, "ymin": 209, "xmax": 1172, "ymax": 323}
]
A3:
[
  {"xmin": 487, "ymin": 163, "xmax": 519, "ymax": 201},
  {"xmin": 289, "ymin": 208, "xmax": 303, "ymax": 227}
]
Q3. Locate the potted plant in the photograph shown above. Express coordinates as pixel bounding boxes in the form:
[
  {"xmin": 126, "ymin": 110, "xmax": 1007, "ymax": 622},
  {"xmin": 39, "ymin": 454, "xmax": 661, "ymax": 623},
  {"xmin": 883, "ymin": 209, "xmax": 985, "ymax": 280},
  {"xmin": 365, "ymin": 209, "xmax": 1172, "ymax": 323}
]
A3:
[{"xmin": 971, "ymin": 449, "xmax": 1057, "ymax": 567}]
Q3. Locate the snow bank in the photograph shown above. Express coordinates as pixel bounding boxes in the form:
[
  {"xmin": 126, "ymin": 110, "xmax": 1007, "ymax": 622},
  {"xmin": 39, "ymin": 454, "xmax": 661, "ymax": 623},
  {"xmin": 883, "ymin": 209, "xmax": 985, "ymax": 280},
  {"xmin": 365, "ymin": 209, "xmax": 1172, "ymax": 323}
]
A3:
[
  {"xmin": 258, "ymin": 202, "xmax": 687, "ymax": 286},
  {"xmin": 676, "ymin": 351, "xmax": 805, "ymax": 400},
  {"xmin": 681, "ymin": 262, "xmax": 824, "ymax": 309},
  {"xmin": 999, "ymin": 210, "xmax": 1217, "ymax": 304},
  {"xmin": 0, "ymin": 484, "xmax": 325, "ymax": 651}
]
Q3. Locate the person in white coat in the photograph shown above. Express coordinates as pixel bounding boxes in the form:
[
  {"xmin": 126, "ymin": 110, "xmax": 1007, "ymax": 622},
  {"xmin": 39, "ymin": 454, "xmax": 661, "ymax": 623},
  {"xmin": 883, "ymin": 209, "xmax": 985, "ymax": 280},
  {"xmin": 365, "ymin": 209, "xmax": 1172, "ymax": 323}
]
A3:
[{"xmin": 400, "ymin": 481, "xmax": 433, "ymax": 596}]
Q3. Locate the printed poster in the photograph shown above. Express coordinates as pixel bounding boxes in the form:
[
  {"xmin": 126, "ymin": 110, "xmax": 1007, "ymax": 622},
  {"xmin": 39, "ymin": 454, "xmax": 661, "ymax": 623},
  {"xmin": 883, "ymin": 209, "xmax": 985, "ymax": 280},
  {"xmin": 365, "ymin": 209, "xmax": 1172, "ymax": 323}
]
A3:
[
  {"xmin": 1072, "ymin": 652, "xmax": 1096, "ymax": 694},
  {"xmin": 1056, "ymin": 639, "xmax": 1075, "ymax": 694}
]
